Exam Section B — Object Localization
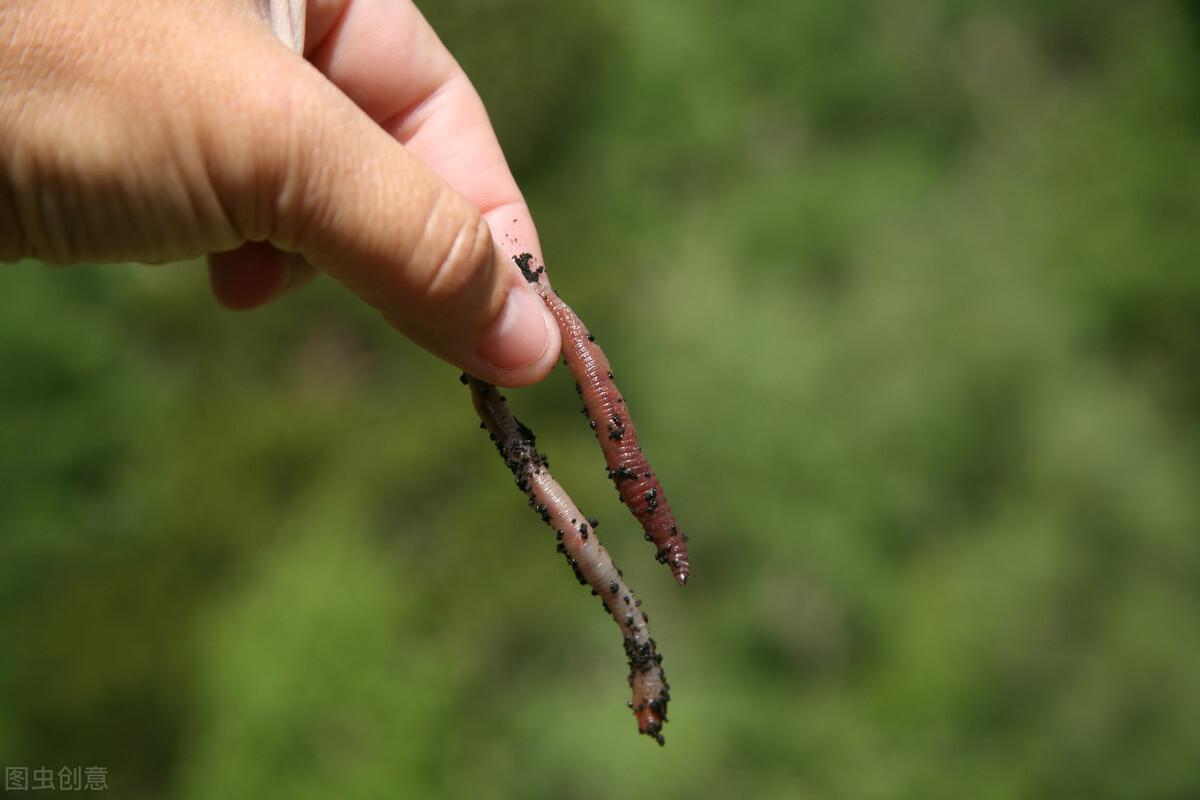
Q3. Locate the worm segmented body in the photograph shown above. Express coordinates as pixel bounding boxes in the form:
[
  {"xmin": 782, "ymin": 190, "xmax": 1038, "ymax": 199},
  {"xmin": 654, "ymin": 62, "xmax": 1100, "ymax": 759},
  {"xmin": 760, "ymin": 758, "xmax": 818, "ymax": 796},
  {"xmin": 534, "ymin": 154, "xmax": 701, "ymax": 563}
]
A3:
[
  {"xmin": 461, "ymin": 254, "xmax": 688, "ymax": 744},
  {"xmin": 514, "ymin": 254, "xmax": 691, "ymax": 585},
  {"xmin": 466, "ymin": 378, "xmax": 671, "ymax": 743}
]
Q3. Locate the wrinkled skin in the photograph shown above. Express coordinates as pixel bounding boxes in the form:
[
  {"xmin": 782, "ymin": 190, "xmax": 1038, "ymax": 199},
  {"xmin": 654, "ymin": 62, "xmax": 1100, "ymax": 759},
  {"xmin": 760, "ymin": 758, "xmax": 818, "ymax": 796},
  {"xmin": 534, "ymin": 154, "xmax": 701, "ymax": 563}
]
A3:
[{"xmin": 0, "ymin": 0, "xmax": 560, "ymax": 386}]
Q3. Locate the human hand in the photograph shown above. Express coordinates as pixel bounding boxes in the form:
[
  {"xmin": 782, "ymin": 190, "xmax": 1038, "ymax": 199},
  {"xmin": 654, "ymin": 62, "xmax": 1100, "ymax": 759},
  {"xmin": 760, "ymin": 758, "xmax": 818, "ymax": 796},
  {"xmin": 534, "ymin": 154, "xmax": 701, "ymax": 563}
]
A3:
[{"xmin": 0, "ymin": 0, "xmax": 560, "ymax": 386}]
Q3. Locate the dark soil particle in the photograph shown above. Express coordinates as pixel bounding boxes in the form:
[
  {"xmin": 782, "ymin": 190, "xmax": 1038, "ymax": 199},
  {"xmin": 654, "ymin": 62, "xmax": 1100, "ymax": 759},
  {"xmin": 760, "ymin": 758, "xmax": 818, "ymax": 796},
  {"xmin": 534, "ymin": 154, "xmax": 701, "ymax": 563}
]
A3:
[
  {"xmin": 623, "ymin": 636, "xmax": 661, "ymax": 677},
  {"xmin": 515, "ymin": 252, "xmax": 539, "ymax": 283},
  {"xmin": 611, "ymin": 465, "xmax": 637, "ymax": 481}
]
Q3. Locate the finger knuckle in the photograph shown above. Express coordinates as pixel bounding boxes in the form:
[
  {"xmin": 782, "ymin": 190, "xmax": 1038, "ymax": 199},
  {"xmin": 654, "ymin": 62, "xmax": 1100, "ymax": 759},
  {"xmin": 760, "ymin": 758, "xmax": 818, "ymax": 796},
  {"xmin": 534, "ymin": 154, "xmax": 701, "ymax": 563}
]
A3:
[
  {"xmin": 185, "ymin": 39, "xmax": 316, "ymax": 247},
  {"xmin": 416, "ymin": 192, "xmax": 494, "ymax": 312}
]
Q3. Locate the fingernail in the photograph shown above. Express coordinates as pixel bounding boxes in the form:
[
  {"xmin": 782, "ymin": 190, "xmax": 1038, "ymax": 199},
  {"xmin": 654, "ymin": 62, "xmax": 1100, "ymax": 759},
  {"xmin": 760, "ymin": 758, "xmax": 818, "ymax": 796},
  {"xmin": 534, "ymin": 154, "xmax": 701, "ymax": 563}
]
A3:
[{"xmin": 478, "ymin": 284, "xmax": 551, "ymax": 371}]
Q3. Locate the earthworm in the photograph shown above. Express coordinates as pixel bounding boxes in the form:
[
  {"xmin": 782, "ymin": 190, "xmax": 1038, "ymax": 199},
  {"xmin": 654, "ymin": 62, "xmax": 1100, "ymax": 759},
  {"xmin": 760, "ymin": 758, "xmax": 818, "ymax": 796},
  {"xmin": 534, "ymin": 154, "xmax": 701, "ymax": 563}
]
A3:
[
  {"xmin": 513, "ymin": 253, "xmax": 691, "ymax": 585},
  {"xmin": 464, "ymin": 376, "xmax": 671, "ymax": 744}
]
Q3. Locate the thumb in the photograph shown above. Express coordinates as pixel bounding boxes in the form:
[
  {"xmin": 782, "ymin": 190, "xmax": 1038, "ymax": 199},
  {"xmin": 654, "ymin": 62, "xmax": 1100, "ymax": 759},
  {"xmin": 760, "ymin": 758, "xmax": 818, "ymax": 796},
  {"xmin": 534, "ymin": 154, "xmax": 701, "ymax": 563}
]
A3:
[{"xmin": 209, "ymin": 31, "xmax": 558, "ymax": 387}]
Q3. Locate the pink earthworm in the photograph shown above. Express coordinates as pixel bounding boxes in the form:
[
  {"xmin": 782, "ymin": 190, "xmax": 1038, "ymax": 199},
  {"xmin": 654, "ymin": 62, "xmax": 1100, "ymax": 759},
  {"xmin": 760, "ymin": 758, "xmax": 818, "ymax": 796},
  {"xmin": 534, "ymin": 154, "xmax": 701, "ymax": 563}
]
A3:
[
  {"xmin": 464, "ymin": 376, "xmax": 671, "ymax": 744},
  {"xmin": 513, "ymin": 253, "xmax": 691, "ymax": 585}
]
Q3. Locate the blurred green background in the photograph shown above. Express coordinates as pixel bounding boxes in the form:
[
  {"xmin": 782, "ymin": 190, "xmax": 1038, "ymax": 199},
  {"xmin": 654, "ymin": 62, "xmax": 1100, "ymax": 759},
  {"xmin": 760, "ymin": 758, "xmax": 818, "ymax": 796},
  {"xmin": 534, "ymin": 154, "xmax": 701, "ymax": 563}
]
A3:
[{"xmin": 4, "ymin": 0, "xmax": 1200, "ymax": 797}]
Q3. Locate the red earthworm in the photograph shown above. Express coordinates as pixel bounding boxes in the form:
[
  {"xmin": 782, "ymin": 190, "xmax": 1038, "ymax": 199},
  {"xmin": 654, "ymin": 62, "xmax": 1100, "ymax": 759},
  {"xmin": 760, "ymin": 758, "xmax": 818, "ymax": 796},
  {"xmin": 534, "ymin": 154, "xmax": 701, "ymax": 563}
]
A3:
[
  {"xmin": 513, "ymin": 253, "xmax": 691, "ymax": 585},
  {"xmin": 464, "ymin": 376, "xmax": 671, "ymax": 744}
]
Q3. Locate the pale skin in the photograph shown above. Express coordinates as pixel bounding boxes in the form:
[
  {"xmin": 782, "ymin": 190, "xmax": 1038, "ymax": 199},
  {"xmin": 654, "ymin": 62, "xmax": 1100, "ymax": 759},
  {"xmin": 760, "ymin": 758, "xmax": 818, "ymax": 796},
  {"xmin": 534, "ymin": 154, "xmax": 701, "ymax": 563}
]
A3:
[{"xmin": 0, "ymin": 0, "xmax": 561, "ymax": 387}]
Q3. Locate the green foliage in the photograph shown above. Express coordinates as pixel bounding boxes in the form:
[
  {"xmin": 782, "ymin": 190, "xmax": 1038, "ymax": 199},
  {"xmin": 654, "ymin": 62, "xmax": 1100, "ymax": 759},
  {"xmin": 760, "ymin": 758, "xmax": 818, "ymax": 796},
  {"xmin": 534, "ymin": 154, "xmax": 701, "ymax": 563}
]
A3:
[{"xmin": 3, "ymin": 1, "xmax": 1200, "ymax": 797}]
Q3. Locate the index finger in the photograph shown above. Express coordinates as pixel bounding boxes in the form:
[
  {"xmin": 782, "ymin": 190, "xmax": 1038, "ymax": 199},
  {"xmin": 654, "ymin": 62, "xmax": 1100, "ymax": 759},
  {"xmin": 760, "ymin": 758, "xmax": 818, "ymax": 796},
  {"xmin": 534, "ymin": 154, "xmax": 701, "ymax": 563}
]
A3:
[{"xmin": 304, "ymin": 0, "xmax": 545, "ymax": 269}]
